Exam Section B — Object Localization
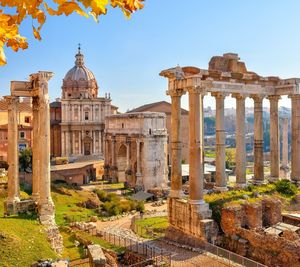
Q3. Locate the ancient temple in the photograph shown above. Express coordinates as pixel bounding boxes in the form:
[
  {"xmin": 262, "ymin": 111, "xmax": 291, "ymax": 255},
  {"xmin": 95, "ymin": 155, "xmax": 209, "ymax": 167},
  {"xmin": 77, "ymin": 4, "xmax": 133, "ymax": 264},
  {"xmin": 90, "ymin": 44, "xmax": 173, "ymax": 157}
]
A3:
[{"xmin": 60, "ymin": 47, "xmax": 118, "ymax": 158}]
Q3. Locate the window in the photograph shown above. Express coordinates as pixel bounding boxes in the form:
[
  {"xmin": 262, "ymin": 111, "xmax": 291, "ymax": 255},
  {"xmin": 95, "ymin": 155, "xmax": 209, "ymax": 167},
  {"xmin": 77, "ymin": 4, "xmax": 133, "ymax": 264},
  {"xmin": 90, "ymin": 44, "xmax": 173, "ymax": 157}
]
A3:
[
  {"xmin": 85, "ymin": 112, "xmax": 89, "ymax": 121},
  {"xmin": 20, "ymin": 131, "xmax": 25, "ymax": 139},
  {"xmin": 24, "ymin": 116, "xmax": 30, "ymax": 123}
]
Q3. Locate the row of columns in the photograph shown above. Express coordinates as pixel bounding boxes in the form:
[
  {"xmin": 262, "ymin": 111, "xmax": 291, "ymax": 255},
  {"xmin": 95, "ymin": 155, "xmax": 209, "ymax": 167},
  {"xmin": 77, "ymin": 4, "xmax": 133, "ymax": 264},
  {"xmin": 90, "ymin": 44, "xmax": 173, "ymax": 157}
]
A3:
[
  {"xmin": 169, "ymin": 89, "xmax": 300, "ymax": 205},
  {"xmin": 6, "ymin": 93, "xmax": 53, "ymax": 209},
  {"xmin": 61, "ymin": 130, "xmax": 103, "ymax": 156}
]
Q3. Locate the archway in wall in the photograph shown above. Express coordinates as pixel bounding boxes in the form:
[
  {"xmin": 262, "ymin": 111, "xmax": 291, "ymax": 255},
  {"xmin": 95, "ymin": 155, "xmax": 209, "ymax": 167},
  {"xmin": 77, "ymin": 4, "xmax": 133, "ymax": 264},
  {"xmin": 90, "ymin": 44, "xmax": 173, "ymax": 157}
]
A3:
[{"xmin": 117, "ymin": 144, "xmax": 127, "ymax": 182}]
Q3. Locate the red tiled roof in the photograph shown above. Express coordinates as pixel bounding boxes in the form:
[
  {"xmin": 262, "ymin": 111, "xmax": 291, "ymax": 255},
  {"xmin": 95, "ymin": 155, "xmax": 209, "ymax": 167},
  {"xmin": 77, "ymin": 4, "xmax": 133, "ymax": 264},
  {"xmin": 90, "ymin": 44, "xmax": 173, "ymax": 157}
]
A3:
[{"xmin": 0, "ymin": 99, "xmax": 32, "ymax": 112}]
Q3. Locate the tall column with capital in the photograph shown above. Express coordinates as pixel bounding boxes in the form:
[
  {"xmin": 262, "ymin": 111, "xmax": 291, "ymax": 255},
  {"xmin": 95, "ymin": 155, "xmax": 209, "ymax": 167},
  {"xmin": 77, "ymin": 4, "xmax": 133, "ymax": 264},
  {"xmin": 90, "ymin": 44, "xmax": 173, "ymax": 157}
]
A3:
[
  {"xmin": 212, "ymin": 92, "xmax": 227, "ymax": 190},
  {"xmin": 233, "ymin": 94, "xmax": 246, "ymax": 187},
  {"xmin": 93, "ymin": 131, "xmax": 96, "ymax": 155},
  {"xmin": 5, "ymin": 96, "xmax": 20, "ymax": 205},
  {"xmin": 188, "ymin": 88, "xmax": 204, "ymax": 204},
  {"xmin": 65, "ymin": 131, "xmax": 70, "ymax": 156},
  {"xmin": 61, "ymin": 131, "xmax": 65, "ymax": 156},
  {"xmin": 290, "ymin": 95, "xmax": 300, "ymax": 183},
  {"xmin": 282, "ymin": 117, "xmax": 289, "ymax": 167},
  {"xmin": 252, "ymin": 95, "xmax": 264, "ymax": 183},
  {"xmin": 269, "ymin": 95, "xmax": 280, "ymax": 181},
  {"xmin": 30, "ymin": 72, "xmax": 55, "ymax": 223},
  {"xmin": 110, "ymin": 136, "xmax": 118, "ymax": 182},
  {"xmin": 168, "ymin": 89, "xmax": 185, "ymax": 198},
  {"xmin": 32, "ymin": 96, "xmax": 40, "ymax": 201}
]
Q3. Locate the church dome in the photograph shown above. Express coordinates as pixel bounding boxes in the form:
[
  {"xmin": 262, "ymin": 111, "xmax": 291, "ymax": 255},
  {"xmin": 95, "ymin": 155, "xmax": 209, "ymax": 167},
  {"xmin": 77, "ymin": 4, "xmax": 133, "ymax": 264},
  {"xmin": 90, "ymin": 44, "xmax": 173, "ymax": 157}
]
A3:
[
  {"xmin": 64, "ymin": 51, "xmax": 96, "ymax": 81},
  {"xmin": 62, "ymin": 47, "xmax": 98, "ymax": 99}
]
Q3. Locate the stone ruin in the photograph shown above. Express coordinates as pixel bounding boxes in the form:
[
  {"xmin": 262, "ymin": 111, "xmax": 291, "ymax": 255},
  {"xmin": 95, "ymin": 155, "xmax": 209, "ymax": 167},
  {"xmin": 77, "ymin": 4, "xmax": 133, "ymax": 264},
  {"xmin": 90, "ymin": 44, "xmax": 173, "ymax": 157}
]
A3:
[
  {"xmin": 159, "ymin": 53, "xmax": 300, "ymax": 247},
  {"xmin": 3, "ymin": 72, "xmax": 63, "ymax": 254},
  {"xmin": 220, "ymin": 197, "xmax": 300, "ymax": 267}
]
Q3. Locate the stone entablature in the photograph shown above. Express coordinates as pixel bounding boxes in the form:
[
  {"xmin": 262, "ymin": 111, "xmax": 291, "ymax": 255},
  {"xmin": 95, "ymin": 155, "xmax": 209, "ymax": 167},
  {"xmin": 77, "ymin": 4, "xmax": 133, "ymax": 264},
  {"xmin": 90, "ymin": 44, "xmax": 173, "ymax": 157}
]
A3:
[{"xmin": 104, "ymin": 112, "xmax": 168, "ymax": 191}]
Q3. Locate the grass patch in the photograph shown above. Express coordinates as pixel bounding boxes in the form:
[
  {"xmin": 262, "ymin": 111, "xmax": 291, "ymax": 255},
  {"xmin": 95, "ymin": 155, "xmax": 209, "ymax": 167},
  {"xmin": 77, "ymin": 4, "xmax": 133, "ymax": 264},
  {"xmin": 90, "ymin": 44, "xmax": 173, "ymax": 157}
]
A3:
[
  {"xmin": 0, "ymin": 196, "xmax": 57, "ymax": 267},
  {"xmin": 52, "ymin": 185, "xmax": 98, "ymax": 226},
  {"xmin": 134, "ymin": 216, "xmax": 168, "ymax": 239}
]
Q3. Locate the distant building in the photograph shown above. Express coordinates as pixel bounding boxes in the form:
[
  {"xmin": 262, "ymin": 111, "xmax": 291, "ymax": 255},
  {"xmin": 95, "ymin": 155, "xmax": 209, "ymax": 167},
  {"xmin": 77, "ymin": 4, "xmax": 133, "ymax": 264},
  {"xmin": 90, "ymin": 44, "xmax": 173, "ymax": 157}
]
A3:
[
  {"xmin": 128, "ymin": 101, "xmax": 189, "ymax": 163},
  {"xmin": 0, "ymin": 98, "xmax": 33, "ymax": 161},
  {"xmin": 50, "ymin": 48, "xmax": 118, "ymax": 158}
]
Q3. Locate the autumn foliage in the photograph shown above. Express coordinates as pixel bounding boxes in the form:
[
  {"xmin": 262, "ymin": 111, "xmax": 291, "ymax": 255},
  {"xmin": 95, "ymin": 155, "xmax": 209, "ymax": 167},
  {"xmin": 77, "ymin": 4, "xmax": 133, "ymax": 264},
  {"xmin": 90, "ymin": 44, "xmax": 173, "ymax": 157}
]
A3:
[{"xmin": 0, "ymin": 0, "xmax": 144, "ymax": 65}]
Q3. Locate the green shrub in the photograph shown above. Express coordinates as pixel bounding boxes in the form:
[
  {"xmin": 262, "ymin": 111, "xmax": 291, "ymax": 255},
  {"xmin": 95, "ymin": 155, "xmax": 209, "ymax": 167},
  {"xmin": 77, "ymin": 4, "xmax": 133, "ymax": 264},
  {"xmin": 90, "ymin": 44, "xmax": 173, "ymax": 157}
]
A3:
[{"xmin": 275, "ymin": 179, "xmax": 297, "ymax": 197}]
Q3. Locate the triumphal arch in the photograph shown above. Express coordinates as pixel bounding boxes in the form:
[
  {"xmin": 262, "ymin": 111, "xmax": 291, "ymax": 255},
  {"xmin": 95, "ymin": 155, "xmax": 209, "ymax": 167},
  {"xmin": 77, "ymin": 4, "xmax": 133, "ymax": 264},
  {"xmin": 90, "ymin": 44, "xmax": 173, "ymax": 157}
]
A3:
[
  {"xmin": 4, "ymin": 71, "xmax": 55, "ymax": 225},
  {"xmin": 160, "ymin": 53, "xmax": 300, "ymax": 243}
]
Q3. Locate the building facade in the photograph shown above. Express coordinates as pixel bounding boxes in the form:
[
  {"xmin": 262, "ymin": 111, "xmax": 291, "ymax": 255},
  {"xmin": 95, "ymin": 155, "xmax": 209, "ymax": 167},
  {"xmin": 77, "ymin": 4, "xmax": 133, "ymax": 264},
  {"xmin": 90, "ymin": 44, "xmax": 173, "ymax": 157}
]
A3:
[
  {"xmin": 60, "ymin": 48, "xmax": 118, "ymax": 158},
  {"xmin": 129, "ymin": 101, "xmax": 189, "ymax": 164},
  {"xmin": 104, "ymin": 112, "xmax": 168, "ymax": 191}
]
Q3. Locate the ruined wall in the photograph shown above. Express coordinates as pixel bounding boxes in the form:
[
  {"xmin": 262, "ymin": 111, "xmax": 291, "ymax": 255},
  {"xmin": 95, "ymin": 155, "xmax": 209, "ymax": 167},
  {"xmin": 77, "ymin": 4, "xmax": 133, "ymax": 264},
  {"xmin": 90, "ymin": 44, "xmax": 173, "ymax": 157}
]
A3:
[
  {"xmin": 166, "ymin": 198, "xmax": 217, "ymax": 246},
  {"xmin": 220, "ymin": 198, "xmax": 300, "ymax": 267}
]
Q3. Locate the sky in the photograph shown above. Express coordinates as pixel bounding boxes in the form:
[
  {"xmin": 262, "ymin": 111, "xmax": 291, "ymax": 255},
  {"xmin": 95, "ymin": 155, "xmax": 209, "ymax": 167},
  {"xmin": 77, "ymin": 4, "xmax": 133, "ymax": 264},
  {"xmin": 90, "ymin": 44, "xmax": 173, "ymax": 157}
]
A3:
[{"xmin": 1, "ymin": 0, "xmax": 300, "ymax": 112}]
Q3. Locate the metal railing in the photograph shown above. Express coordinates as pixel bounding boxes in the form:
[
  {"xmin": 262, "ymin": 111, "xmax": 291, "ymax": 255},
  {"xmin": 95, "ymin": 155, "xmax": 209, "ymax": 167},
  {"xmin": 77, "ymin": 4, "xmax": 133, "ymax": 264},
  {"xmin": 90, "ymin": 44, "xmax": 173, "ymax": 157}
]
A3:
[
  {"xmin": 131, "ymin": 220, "xmax": 266, "ymax": 267},
  {"xmin": 76, "ymin": 225, "xmax": 172, "ymax": 266}
]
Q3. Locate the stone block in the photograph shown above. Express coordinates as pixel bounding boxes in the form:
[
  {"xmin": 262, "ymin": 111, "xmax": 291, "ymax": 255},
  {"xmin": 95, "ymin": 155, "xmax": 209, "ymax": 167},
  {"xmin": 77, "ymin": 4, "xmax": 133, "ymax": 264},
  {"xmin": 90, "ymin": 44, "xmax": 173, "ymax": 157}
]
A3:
[
  {"xmin": 88, "ymin": 244, "xmax": 106, "ymax": 267},
  {"xmin": 243, "ymin": 202, "xmax": 262, "ymax": 229},
  {"xmin": 221, "ymin": 205, "xmax": 244, "ymax": 235},
  {"xmin": 262, "ymin": 198, "xmax": 282, "ymax": 227}
]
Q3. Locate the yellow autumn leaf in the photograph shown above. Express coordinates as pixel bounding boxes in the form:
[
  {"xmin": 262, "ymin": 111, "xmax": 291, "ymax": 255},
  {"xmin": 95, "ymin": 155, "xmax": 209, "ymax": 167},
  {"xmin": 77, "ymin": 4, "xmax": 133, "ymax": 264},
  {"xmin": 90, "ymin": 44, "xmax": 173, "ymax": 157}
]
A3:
[
  {"xmin": 0, "ymin": 0, "xmax": 144, "ymax": 65},
  {"xmin": 0, "ymin": 46, "xmax": 6, "ymax": 66},
  {"xmin": 32, "ymin": 25, "xmax": 41, "ymax": 40}
]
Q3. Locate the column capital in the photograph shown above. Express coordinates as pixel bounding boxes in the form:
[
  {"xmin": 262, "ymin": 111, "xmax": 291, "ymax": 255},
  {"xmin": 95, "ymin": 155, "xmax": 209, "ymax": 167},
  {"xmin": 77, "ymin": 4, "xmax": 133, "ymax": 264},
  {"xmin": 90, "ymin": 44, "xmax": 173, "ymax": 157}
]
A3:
[
  {"xmin": 267, "ymin": 95, "xmax": 281, "ymax": 101},
  {"xmin": 251, "ymin": 94, "xmax": 265, "ymax": 102},
  {"xmin": 211, "ymin": 92, "xmax": 229, "ymax": 99},
  {"xmin": 232, "ymin": 93, "xmax": 248, "ymax": 100},
  {"xmin": 288, "ymin": 94, "xmax": 300, "ymax": 100},
  {"xmin": 4, "ymin": 95, "xmax": 19, "ymax": 110},
  {"xmin": 166, "ymin": 88, "xmax": 186, "ymax": 97}
]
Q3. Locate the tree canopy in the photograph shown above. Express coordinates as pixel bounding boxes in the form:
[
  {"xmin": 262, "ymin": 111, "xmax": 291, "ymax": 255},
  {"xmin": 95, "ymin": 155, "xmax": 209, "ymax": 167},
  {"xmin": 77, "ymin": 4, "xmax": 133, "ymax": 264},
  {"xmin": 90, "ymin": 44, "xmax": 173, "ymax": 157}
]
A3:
[{"xmin": 0, "ymin": 0, "xmax": 144, "ymax": 65}]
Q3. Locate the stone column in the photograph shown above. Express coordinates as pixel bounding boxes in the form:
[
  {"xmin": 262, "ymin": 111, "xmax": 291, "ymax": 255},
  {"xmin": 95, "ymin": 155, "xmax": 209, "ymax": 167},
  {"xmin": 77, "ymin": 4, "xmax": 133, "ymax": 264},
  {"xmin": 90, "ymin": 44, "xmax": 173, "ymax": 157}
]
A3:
[
  {"xmin": 98, "ymin": 131, "xmax": 102, "ymax": 154},
  {"xmin": 136, "ymin": 139, "xmax": 142, "ymax": 186},
  {"xmin": 212, "ymin": 92, "xmax": 227, "ymax": 190},
  {"xmin": 78, "ymin": 131, "xmax": 82, "ymax": 155},
  {"xmin": 233, "ymin": 94, "xmax": 246, "ymax": 187},
  {"xmin": 282, "ymin": 117, "xmax": 289, "ymax": 167},
  {"xmin": 93, "ymin": 131, "xmax": 96, "ymax": 155},
  {"xmin": 5, "ymin": 96, "xmax": 20, "ymax": 204},
  {"xmin": 168, "ymin": 89, "xmax": 185, "ymax": 198},
  {"xmin": 126, "ymin": 139, "xmax": 131, "ymax": 170},
  {"xmin": 188, "ymin": 88, "xmax": 204, "ymax": 204},
  {"xmin": 66, "ymin": 131, "xmax": 70, "ymax": 156},
  {"xmin": 32, "ymin": 96, "xmax": 40, "ymax": 201},
  {"xmin": 72, "ymin": 131, "xmax": 76, "ymax": 155},
  {"xmin": 252, "ymin": 95, "xmax": 264, "ymax": 184},
  {"xmin": 290, "ymin": 95, "xmax": 300, "ymax": 183},
  {"xmin": 268, "ymin": 95, "xmax": 280, "ymax": 181},
  {"xmin": 61, "ymin": 131, "xmax": 66, "ymax": 157}
]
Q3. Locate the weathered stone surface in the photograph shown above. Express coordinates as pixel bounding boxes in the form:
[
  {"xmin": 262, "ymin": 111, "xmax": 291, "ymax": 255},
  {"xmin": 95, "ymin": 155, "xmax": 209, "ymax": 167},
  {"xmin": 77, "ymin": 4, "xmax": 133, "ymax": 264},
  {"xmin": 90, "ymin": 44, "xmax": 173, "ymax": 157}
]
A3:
[
  {"xmin": 221, "ymin": 205, "xmax": 244, "ymax": 235},
  {"xmin": 88, "ymin": 244, "xmax": 106, "ymax": 267},
  {"xmin": 166, "ymin": 198, "xmax": 217, "ymax": 243},
  {"xmin": 243, "ymin": 202, "xmax": 262, "ymax": 229},
  {"xmin": 262, "ymin": 197, "xmax": 282, "ymax": 227}
]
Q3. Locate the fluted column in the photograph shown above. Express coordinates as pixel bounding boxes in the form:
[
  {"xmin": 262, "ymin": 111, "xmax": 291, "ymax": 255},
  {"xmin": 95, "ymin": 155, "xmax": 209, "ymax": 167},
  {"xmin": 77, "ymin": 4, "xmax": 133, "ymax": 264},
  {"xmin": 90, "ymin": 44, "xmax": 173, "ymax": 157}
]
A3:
[
  {"xmin": 168, "ymin": 88, "xmax": 185, "ymax": 198},
  {"xmin": 65, "ymin": 131, "xmax": 70, "ymax": 156},
  {"xmin": 32, "ymin": 96, "xmax": 40, "ymax": 201},
  {"xmin": 252, "ymin": 95, "xmax": 264, "ymax": 183},
  {"xmin": 233, "ymin": 94, "xmax": 246, "ymax": 187},
  {"xmin": 188, "ymin": 87, "xmax": 204, "ymax": 204},
  {"xmin": 212, "ymin": 92, "xmax": 227, "ymax": 190},
  {"xmin": 282, "ymin": 117, "xmax": 289, "ymax": 167},
  {"xmin": 98, "ymin": 131, "xmax": 102, "ymax": 154},
  {"xmin": 290, "ymin": 95, "xmax": 300, "ymax": 183},
  {"xmin": 126, "ymin": 138, "xmax": 131, "ymax": 170},
  {"xmin": 111, "ymin": 136, "xmax": 116, "ymax": 167},
  {"xmin": 5, "ymin": 96, "xmax": 20, "ymax": 204},
  {"xmin": 269, "ymin": 95, "xmax": 280, "ymax": 181}
]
